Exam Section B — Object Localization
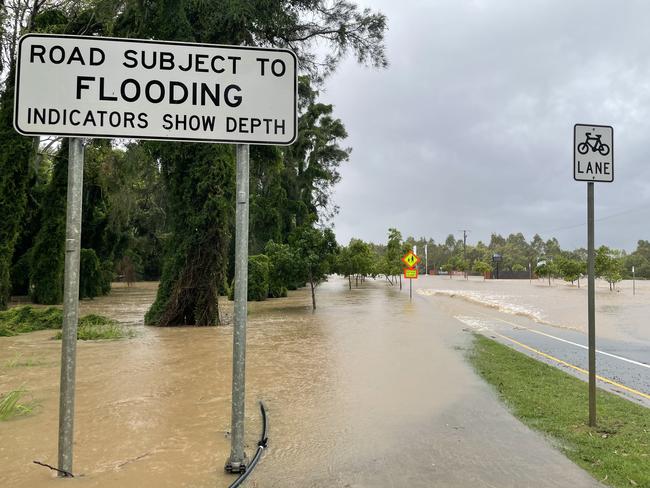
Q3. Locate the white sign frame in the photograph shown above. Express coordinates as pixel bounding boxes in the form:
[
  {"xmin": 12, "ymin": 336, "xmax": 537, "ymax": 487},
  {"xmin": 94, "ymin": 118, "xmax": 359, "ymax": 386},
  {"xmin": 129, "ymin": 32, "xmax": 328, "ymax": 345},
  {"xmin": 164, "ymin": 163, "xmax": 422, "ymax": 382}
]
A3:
[
  {"xmin": 574, "ymin": 124, "xmax": 614, "ymax": 182},
  {"xmin": 14, "ymin": 34, "xmax": 297, "ymax": 145}
]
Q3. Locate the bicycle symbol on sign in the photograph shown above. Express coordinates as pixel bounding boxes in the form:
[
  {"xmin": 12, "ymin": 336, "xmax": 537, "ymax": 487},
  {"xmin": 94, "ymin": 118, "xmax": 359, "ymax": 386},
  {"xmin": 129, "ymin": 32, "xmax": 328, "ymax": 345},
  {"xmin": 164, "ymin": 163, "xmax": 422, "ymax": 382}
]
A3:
[{"xmin": 577, "ymin": 132, "xmax": 610, "ymax": 156}]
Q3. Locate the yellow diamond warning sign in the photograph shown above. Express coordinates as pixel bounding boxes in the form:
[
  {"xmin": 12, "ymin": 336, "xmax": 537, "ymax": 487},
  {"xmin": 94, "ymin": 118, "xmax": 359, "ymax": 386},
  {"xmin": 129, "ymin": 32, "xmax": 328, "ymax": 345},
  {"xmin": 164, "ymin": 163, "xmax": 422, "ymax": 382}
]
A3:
[{"xmin": 401, "ymin": 251, "xmax": 421, "ymax": 269}]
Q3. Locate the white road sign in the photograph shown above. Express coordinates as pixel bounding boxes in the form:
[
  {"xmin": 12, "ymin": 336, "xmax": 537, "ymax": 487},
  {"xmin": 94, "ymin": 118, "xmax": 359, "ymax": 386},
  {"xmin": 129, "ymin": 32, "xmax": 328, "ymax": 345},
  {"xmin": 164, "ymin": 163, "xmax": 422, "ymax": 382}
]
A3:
[
  {"xmin": 574, "ymin": 124, "xmax": 614, "ymax": 182},
  {"xmin": 14, "ymin": 34, "xmax": 297, "ymax": 145}
]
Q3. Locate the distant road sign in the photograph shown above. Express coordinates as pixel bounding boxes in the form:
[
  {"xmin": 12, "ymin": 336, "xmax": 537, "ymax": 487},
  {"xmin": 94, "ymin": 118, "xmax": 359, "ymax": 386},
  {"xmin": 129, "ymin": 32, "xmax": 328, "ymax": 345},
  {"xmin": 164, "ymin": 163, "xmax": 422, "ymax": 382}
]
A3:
[
  {"xmin": 14, "ymin": 34, "xmax": 297, "ymax": 145},
  {"xmin": 574, "ymin": 124, "xmax": 614, "ymax": 182},
  {"xmin": 492, "ymin": 254, "xmax": 502, "ymax": 263},
  {"xmin": 402, "ymin": 251, "xmax": 421, "ymax": 268},
  {"xmin": 404, "ymin": 268, "xmax": 418, "ymax": 279}
]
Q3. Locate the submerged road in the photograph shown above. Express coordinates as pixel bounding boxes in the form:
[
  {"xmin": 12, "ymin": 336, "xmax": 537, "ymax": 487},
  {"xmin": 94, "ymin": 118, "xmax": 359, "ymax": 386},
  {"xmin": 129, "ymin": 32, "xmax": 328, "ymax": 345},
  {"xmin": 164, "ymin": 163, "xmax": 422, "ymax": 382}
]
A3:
[
  {"xmin": 252, "ymin": 277, "xmax": 603, "ymax": 487},
  {"xmin": 414, "ymin": 279, "xmax": 650, "ymax": 408}
]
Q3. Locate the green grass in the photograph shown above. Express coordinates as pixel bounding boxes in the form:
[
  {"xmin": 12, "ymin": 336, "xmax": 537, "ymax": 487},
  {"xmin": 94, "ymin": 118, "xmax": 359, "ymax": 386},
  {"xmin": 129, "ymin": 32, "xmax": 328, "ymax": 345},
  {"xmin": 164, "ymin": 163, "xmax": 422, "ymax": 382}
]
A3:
[
  {"xmin": 468, "ymin": 334, "xmax": 650, "ymax": 488},
  {"xmin": 0, "ymin": 306, "xmax": 135, "ymax": 340},
  {"xmin": 53, "ymin": 315, "xmax": 136, "ymax": 340},
  {"xmin": 0, "ymin": 306, "xmax": 63, "ymax": 336},
  {"xmin": 0, "ymin": 388, "xmax": 37, "ymax": 420}
]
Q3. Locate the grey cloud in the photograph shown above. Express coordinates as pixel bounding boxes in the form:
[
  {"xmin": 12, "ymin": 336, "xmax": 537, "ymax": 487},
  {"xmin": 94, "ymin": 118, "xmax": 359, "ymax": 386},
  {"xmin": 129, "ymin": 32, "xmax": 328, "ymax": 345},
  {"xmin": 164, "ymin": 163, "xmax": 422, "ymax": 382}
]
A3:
[{"xmin": 323, "ymin": 0, "xmax": 650, "ymax": 251}]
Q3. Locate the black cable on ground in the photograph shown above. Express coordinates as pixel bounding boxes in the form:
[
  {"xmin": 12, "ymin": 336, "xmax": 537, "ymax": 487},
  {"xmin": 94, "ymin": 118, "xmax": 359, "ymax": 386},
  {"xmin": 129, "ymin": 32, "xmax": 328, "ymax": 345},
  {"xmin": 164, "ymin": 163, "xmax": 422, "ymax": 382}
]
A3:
[
  {"xmin": 33, "ymin": 460, "xmax": 74, "ymax": 477},
  {"xmin": 228, "ymin": 401, "xmax": 268, "ymax": 488}
]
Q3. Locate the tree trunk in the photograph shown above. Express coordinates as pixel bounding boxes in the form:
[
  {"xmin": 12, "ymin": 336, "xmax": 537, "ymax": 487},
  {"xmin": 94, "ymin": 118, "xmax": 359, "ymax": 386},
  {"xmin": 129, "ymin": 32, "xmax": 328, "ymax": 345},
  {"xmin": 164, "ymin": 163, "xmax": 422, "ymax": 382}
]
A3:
[
  {"xmin": 309, "ymin": 270, "xmax": 316, "ymax": 310},
  {"xmin": 355, "ymin": 274, "xmax": 358, "ymax": 287},
  {"xmin": 348, "ymin": 275, "xmax": 352, "ymax": 290},
  {"xmin": 399, "ymin": 274, "xmax": 402, "ymax": 290}
]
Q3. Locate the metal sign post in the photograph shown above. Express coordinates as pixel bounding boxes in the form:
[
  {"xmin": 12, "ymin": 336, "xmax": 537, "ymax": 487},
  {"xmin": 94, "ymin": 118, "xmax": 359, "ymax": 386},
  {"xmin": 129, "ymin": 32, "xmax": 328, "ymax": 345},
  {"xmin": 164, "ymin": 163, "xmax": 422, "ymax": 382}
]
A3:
[
  {"xmin": 587, "ymin": 182, "xmax": 596, "ymax": 426},
  {"xmin": 226, "ymin": 144, "xmax": 250, "ymax": 473},
  {"xmin": 58, "ymin": 137, "xmax": 84, "ymax": 476},
  {"xmin": 574, "ymin": 123, "xmax": 614, "ymax": 428}
]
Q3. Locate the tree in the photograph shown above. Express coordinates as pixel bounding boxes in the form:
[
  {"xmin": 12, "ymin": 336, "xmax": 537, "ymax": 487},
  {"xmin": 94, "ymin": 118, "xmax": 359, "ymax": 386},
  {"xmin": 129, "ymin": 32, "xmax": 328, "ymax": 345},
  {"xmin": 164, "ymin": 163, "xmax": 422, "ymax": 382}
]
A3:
[
  {"xmin": 473, "ymin": 261, "xmax": 491, "ymax": 280},
  {"xmin": 144, "ymin": 142, "xmax": 234, "ymax": 326},
  {"xmin": 29, "ymin": 141, "xmax": 68, "ymax": 304},
  {"xmin": 348, "ymin": 239, "xmax": 373, "ymax": 287},
  {"xmin": 381, "ymin": 228, "xmax": 403, "ymax": 286},
  {"xmin": 335, "ymin": 246, "xmax": 354, "ymax": 290},
  {"xmin": 595, "ymin": 246, "xmax": 623, "ymax": 291},
  {"xmin": 535, "ymin": 260, "xmax": 557, "ymax": 286},
  {"xmin": 0, "ymin": 68, "xmax": 33, "ymax": 309},
  {"xmin": 113, "ymin": 0, "xmax": 387, "ymax": 325},
  {"xmin": 289, "ymin": 226, "xmax": 337, "ymax": 310},
  {"xmin": 557, "ymin": 257, "xmax": 585, "ymax": 287},
  {"xmin": 265, "ymin": 240, "xmax": 302, "ymax": 297}
]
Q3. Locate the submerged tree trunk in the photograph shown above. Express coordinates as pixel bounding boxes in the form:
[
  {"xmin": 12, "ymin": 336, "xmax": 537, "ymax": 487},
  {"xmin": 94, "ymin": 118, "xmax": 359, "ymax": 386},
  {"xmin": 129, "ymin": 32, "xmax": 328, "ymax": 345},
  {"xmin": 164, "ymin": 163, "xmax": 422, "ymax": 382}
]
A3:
[
  {"xmin": 145, "ymin": 142, "xmax": 234, "ymax": 326},
  {"xmin": 399, "ymin": 274, "xmax": 402, "ymax": 290},
  {"xmin": 348, "ymin": 275, "xmax": 352, "ymax": 290}
]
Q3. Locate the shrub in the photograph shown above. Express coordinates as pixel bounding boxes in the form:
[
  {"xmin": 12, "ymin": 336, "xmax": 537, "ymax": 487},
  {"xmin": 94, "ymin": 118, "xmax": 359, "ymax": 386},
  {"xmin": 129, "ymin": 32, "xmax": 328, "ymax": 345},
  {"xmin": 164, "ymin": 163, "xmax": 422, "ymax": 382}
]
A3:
[
  {"xmin": 228, "ymin": 254, "xmax": 270, "ymax": 301},
  {"xmin": 247, "ymin": 255, "xmax": 270, "ymax": 301}
]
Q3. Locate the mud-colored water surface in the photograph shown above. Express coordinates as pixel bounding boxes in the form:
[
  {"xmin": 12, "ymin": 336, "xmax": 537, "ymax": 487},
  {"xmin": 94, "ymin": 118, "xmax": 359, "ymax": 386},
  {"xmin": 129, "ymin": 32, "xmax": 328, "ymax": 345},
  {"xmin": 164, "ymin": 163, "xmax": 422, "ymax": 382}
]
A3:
[
  {"xmin": 417, "ymin": 275, "xmax": 650, "ymax": 343},
  {"xmin": 1, "ymin": 279, "xmax": 602, "ymax": 487}
]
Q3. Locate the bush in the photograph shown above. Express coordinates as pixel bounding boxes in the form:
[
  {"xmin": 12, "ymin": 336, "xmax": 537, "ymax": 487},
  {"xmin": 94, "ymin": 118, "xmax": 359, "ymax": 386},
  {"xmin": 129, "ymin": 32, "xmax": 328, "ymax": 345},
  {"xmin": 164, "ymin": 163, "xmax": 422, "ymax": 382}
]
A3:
[
  {"xmin": 247, "ymin": 254, "xmax": 270, "ymax": 301},
  {"xmin": 265, "ymin": 241, "xmax": 302, "ymax": 295},
  {"xmin": 228, "ymin": 254, "xmax": 270, "ymax": 301}
]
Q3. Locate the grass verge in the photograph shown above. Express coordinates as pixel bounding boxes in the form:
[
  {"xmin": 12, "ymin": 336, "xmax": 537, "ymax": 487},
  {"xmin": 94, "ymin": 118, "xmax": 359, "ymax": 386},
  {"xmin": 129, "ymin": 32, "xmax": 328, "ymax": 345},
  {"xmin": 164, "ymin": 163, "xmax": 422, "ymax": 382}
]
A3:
[
  {"xmin": 0, "ymin": 306, "xmax": 135, "ymax": 340},
  {"xmin": 0, "ymin": 388, "xmax": 37, "ymax": 420},
  {"xmin": 468, "ymin": 333, "xmax": 649, "ymax": 488}
]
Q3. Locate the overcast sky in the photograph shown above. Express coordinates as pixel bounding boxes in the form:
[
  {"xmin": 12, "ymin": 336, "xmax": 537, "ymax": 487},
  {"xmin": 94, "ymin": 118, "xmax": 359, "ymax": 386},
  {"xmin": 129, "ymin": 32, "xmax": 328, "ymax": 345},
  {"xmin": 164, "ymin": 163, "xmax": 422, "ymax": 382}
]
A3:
[{"xmin": 322, "ymin": 0, "xmax": 650, "ymax": 251}]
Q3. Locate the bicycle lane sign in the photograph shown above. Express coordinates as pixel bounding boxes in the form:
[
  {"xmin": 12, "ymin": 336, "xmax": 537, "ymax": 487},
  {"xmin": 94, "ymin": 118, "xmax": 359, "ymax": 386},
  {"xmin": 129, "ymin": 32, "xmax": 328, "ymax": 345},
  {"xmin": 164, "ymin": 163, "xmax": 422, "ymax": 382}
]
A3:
[{"xmin": 574, "ymin": 124, "xmax": 614, "ymax": 182}]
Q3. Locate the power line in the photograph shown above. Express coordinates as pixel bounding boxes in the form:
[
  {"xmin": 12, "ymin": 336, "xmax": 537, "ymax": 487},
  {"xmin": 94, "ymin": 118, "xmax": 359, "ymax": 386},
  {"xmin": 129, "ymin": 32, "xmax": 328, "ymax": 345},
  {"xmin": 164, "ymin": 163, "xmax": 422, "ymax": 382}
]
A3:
[{"xmin": 542, "ymin": 204, "xmax": 650, "ymax": 234}]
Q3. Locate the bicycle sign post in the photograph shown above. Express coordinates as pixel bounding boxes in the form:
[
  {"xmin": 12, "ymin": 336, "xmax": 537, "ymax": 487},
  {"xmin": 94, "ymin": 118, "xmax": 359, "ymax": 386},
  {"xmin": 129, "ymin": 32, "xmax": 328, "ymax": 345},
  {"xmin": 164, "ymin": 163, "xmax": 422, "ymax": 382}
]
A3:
[{"xmin": 573, "ymin": 123, "xmax": 614, "ymax": 429}]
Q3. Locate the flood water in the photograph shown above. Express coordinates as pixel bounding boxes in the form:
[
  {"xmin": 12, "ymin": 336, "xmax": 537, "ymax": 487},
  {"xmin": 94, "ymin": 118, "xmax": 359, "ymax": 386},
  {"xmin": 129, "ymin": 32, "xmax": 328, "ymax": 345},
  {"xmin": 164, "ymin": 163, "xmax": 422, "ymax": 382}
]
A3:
[
  {"xmin": 1, "ymin": 278, "xmax": 607, "ymax": 487},
  {"xmin": 417, "ymin": 275, "xmax": 650, "ymax": 344}
]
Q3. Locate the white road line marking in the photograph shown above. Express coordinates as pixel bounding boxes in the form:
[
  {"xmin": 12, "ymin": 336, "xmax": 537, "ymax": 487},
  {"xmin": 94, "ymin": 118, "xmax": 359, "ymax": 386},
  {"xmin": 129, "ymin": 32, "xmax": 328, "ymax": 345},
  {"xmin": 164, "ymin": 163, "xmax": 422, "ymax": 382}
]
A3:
[{"xmin": 484, "ymin": 314, "xmax": 650, "ymax": 370}]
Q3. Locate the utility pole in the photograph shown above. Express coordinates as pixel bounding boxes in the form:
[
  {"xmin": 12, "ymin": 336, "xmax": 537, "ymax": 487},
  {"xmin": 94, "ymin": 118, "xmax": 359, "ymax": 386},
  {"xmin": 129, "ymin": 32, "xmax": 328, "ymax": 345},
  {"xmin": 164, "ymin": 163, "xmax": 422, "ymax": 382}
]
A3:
[
  {"xmin": 425, "ymin": 243, "xmax": 428, "ymax": 276},
  {"xmin": 459, "ymin": 230, "xmax": 470, "ymax": 279}
]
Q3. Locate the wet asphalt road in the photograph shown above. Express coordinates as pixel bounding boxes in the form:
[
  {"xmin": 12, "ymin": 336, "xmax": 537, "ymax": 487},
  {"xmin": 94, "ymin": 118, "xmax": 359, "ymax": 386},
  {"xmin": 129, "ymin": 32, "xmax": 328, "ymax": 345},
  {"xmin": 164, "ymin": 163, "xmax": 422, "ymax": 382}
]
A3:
[{"xmin": 413, "ymin": 281, "xmax": 650, "ymax": 408}]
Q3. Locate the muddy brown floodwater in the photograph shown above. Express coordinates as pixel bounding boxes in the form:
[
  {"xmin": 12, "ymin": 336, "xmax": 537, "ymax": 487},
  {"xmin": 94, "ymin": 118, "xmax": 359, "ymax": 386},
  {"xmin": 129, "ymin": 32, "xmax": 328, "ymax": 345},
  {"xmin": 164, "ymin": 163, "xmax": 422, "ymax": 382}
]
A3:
[{"xmin": 1, "ymin": 279, "xmax": 601, "ymax": 487}]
